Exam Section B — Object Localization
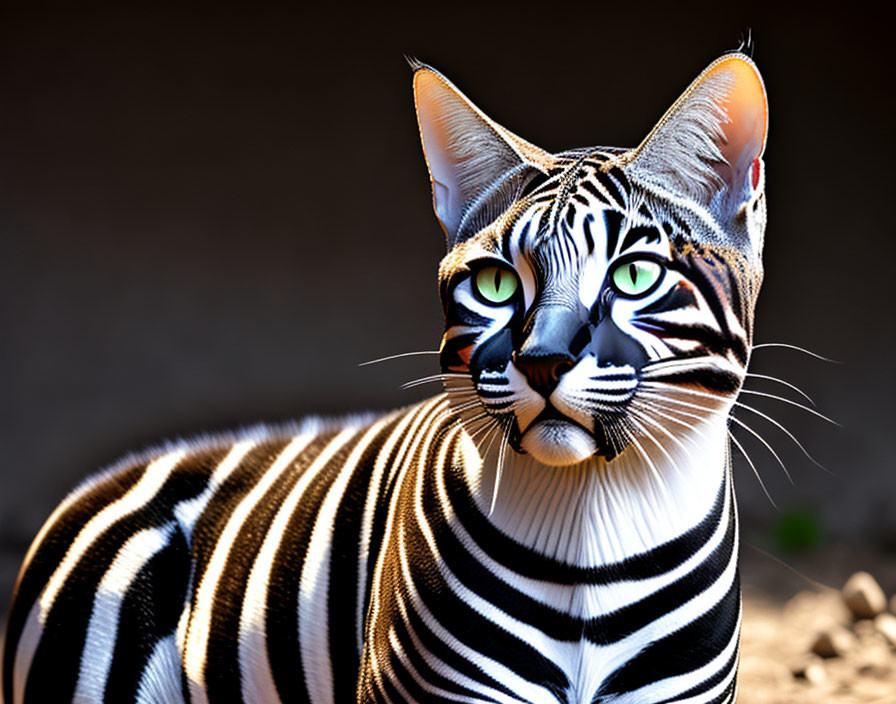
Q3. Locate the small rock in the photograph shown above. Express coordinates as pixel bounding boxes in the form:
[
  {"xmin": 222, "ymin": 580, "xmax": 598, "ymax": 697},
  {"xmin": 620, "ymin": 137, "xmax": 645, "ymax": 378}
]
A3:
[
  {"xmin": 842, "ymin": 571, "xmax": 887, "ymax": 620},
  {"xmin": 857, "ymin": 663, "xmax": 893, "ymax": 680},
  {"xmin": 792, "ymin": 656, "xmax": 826, "ymax": 685},
  {"xmin": 873, "ymin": 612, "xmax": 896, "ymax": 648},
  {"xmin": 853, "ymin": 618, "xmax": 878, "ymax": 641},
  {"xmin": 810, "ymin": 626, "xmax": 855, "ymax": 658}
]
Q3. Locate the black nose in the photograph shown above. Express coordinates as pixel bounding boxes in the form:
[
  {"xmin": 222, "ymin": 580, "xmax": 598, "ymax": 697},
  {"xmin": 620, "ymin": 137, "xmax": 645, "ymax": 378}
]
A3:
[
  {"xmin": 515, "ymin": 304, "xmax": 583, "ymax": 397},
  {"xmin": 514, "ymin": 352, "xmax": 574, "ymax": 397}
]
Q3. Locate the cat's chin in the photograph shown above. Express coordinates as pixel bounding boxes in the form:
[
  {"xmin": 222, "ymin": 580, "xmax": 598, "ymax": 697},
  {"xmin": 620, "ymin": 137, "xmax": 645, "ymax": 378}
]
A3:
[{"xmin": 519, "ymin": 419, "xmax": 597, "ymax": 467}]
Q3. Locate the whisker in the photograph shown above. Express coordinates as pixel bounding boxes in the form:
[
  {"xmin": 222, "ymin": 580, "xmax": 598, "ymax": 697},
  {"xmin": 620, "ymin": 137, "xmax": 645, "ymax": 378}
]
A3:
[
  {"xmin": 743, "ymin": 542, "xmax": 837, "ymax": 591},
  {"xmin": 463, "ymin": 415, "xmax": 494, "ymax": 441},
  {"xmin": 609, "ymin": 419, "xmax": 631, "ymax": 457},
  {"xmin": 489, "ymin": 419, "xmax": 512, "ymax": 517},
  {"xmin": 738, "ymin": 389, "xmax": 841, "ymax": 427},
  {"xmin": 402, "ymin": 373, "xmax": 469, "ymax": 390},
  {"xmin": 644, "ymin": 380, "xmax": 835, "ymax": 442},
  {"xmin": 444, "ymin": 399, "xmax": 485, "ymax": 417},
  {"xmin": 744, "ymin": 372, "xmax": 816, "ymax": 407},
  {"xmin": 636, "ymin": 394, "xmax": 705, "ymax": 423},
  {"xmin": 728, "ymin": 429, "xmax": 778, "ymax": 509},
  {"xmin": 648, "ymin": 389, "xmax": 796, "ymax": 484},
  {"xmin": 440, "ymin": 391, "xmax": 479, "ymax": 401},
  {"xmin": 729, "ymin": 414, "xmax": 793, "ymax": 484},
  {"xmin": 640, "ymin": 380, "xmax": 724, "ymax": 402},
  {"xmin": 628, "ymin": 404, "xmax": 696, "ymax": 461},
  {"xmin": 626, "ymin": 412, "xmax": 685, "ymax": 483},
  {"xmin": 643, "ymin": 382, "xmax": 838, "ymax": 451},
  {"xmin": 730, "ymin": 399, "xmax": 835, "ymax": 475},
  {"xmin": 439, "ymin": 410, "xmax": 490, "ymax": 437},
  {"xmin": 620, "ymin": 417, "xmax": 667, "ymax": 489},
  {"xmin": 626, "ymin": 428, "xmax": 674, "ymax": 505},
  {"xmin": 467, "ymin": 412, "xmax": 506, "ymax": 446},
  {"xmin": 441, "ymin": 381, "xmax": 478, "ymax": 395},
  {"xmin": 632, "ymin": 398, "xmax": 709, "ymax": 446},
  {"xmin": 639, "ymin": 385, "xmax": 833, "ymax": 481},
  {"xmin": 640, "ymin": 358, "xmax": 716, "ymax": 377},
  {"xmin": 638, "ymin": 388, "xmax": 718, "ymax": 418},
  {"xmin": 358, "ymin": 350, "xmax": 441, "ymax": 367},
  {"xmin": 476, "ymin": 419, "xmax": 503, "ymax": 458},
  {"xmin": 751, "ymin": 342, "xmax": 841, "ymax": 364}
]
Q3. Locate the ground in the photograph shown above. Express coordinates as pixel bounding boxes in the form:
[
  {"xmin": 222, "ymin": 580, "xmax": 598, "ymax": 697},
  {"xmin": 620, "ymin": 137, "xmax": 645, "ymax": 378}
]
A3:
[{"xmin": 738, "ymin": 544, "xmax": 896, "ymax": 703}]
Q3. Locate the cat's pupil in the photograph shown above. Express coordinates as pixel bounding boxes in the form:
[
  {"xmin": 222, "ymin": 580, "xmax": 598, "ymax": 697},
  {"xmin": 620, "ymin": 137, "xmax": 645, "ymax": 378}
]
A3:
[{"xmin": 628, "ymin": 263, "xmax": 638, "ymax": 285}]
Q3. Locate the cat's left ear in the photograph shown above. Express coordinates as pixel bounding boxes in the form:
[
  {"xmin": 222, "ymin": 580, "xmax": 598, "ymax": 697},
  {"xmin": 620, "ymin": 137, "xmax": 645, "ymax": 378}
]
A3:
[
  {"xmin": 413, "ymin": 63, "xmax": 554, "ymax": 244},
  {"xmin": 624, "ymin": 53, "xmax": 768, "ymax": 209}
]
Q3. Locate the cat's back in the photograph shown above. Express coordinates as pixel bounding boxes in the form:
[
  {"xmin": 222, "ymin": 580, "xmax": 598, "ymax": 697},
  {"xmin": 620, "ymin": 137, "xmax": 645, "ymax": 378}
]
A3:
[{"xmin": 1, "ymin": 405, "xmax": 418, "ymax": 703}]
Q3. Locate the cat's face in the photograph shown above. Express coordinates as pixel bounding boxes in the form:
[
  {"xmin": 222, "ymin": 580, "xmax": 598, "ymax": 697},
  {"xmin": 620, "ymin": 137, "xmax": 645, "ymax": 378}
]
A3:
[{"xmin": 415, "ymin": 55, "xmax": 768, "ymax": 466}]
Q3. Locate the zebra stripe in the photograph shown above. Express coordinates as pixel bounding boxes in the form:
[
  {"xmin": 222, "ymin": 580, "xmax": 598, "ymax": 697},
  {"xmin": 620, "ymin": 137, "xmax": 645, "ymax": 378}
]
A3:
[
  {"xmin": 74, "ymin": 523, "xmax": 176, "ymax": 702},
  {"xmin": 4, "ymin": 392, "xmax": 738, "ymax": 703},
  {"xmin": 184, "ymin": 433, "xmax": 312, "ymax": 703}
]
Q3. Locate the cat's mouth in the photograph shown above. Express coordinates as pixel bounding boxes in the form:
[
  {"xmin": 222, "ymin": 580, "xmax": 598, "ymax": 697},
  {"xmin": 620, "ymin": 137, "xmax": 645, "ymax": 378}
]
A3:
[{"xmin": 514, "ymin": 405, "xmax": 621, "ymax": 466}]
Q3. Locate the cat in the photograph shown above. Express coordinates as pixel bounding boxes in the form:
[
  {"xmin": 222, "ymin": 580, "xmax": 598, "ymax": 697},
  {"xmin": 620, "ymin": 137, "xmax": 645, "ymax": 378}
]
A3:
[{"xmin": 3, "ymin": 51, "xmax": 767, "ymax": 703}]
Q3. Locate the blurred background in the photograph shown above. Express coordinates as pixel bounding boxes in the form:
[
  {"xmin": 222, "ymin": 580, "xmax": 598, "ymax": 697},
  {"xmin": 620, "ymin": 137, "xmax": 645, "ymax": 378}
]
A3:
[{"xmin": 2, "ymin": 0, "xmax": 894, "ymax": 637}]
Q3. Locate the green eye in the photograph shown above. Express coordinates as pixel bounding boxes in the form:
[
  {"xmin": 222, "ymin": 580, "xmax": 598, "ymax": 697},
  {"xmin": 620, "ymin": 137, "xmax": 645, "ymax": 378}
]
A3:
[
  {"xmin": 474, "ymin": 265, "xmax": 518, "ymax": 305},
  {"xmin": 610, "ymin": 259, "xmax": 664, "ymax": 297}
]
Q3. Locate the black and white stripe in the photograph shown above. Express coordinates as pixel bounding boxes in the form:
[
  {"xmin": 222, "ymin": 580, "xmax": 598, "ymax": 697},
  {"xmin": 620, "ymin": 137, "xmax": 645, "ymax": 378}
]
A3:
[{"xmin": 3, "ymin": 395, "xmax": 739, "ymax": 703}]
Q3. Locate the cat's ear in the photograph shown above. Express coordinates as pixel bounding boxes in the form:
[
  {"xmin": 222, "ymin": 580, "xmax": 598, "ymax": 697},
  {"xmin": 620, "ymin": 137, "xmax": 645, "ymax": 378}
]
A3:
[
  {"xmin": 413, "ymin": 63, "xmax": 554, "ymax": 243},
  {"xmin": 623, "ymin": 54, "xmax": 768, "ymax": 208}
]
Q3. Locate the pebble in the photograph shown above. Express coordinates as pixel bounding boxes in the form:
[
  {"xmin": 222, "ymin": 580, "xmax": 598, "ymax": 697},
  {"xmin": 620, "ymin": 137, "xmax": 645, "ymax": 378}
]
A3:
[
  {"xmin": 841, "ymin": 571, "xmax": 887, "ymax": 620},
  {"xmin": 857, "ymin": 662, "xmax": 893, "ymax": 679},
  {"xmin": 853, "ymin": 619, "xmax": 878, "ymax": 641},
  {"xmin": 791, "ymin": 656, "xmax": 826, "ymax": 685},
  {"xmin": 811, "ymin": 626, "xmax": 855, "ymax": 658},
  {"xmin": 873, "ymin": 613, "xmax": 896, "ymax": 648}
]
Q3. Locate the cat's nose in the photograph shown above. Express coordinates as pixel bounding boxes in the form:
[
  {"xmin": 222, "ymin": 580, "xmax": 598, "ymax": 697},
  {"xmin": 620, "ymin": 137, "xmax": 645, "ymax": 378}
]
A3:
[
  {"xmin": 515, "ymin": 305, "xmax": 582, "ymax": 397},
  {"xmin": 514, "ymin": 352, "xmax": 574, "ymax": 396}
]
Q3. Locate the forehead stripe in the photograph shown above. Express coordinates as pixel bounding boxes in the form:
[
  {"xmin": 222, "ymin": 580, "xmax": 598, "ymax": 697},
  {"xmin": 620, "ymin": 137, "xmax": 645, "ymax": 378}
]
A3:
[
  {"xmin": 581, "ymin": 214, "xmax": 596, "ymax": 253},
  {"xmin": 620, "ymin": 225, "xmax": 662, "ymax": 253},
  {"xmin": 594, "ymin": 170, "xmax": 627, "ymax": 208},
  {"xmin": 603, "ymin": 211, "xmax": 623, "ymax": 259},
  {"xmin": 580, "ymin": 180, "xmax": 614, "ymax": 208}
]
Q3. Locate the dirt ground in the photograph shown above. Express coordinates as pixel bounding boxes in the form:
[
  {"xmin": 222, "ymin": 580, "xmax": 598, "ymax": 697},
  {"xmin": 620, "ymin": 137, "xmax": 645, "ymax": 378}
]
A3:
[
  {"xmin": 0, "ymin": 543, "xmax": 894, "ymax": 701},
  {"xmin": 738, "ymin": 544, "xmax": 896, "ymax": 703}
]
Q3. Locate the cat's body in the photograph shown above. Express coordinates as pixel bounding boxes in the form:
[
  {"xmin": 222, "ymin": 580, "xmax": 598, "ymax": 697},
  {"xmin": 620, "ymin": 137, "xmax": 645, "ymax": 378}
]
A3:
[{"xmin": 3, "ymin": 53, "xmax": 767, "ymax": 703}]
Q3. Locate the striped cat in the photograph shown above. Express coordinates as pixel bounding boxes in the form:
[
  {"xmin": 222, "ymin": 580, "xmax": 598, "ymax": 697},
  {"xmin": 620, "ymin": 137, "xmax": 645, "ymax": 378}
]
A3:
[{"xmin": 3, "ymin": 51, "xmax": 768, "ymax": 703}]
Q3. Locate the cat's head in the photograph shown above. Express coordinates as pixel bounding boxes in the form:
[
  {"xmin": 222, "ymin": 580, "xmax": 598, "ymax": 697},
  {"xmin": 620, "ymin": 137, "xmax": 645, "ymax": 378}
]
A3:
[{"xmin": 413, "ymin": 54, "xmax": 768, "ymax": 466}]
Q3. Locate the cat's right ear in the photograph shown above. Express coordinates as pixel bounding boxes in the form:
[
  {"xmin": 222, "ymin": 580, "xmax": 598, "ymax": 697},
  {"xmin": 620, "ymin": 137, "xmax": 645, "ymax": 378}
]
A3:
[{"xmin": 412, "ymin": 63, "xmax": 554, "ymax": 244}]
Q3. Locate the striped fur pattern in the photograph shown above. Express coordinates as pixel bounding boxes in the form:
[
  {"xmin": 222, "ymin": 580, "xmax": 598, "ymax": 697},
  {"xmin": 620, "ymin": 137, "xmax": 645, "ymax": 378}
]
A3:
[
  {"xmin": 3, "ymin": 52, "xmax": 768, "ymax": 702},
  {"xmin": 437, "ymin": 152, "xmax": 759, "ymax": 467}
]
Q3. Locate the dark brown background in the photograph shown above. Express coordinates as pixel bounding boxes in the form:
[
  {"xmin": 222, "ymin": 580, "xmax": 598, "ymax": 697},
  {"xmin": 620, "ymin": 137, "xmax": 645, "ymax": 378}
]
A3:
[{"xmin": 3, "ymin": 2, "xmax": 894, "ymax": 617}]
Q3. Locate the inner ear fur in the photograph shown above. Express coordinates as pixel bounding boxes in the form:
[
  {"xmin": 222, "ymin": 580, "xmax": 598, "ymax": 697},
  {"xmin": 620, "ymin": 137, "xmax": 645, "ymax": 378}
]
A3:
[
  {"xmin": 623, "ymin": 54, "xmax": 768, "ymax": 206},
  {"xmin": 413, "ymin": 64, "xmax": 554, "ymax": 245}
]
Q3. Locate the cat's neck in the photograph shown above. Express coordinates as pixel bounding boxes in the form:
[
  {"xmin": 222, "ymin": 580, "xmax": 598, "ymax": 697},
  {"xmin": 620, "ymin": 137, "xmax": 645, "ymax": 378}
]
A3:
[{"xmin": 459, "ymin": 415, "xmax": 731, "ymax": 568}]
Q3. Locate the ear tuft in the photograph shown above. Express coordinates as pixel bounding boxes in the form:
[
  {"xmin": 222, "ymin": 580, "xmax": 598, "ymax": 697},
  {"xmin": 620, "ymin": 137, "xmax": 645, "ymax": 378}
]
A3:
[
  {"xmin": 404, "ymin": 55, "xmax": 425, "ymax": 72},
  {"xmin": 624, "ymin": 54, "xmax": 768, "ymax": 207},
  {"xmin": 737, "ymin": 29, "xmax": 755, "ymax": 58},
  {"xmin": 413, "ymin": 65, "xmax": 554, "ymax": 244}
]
